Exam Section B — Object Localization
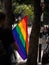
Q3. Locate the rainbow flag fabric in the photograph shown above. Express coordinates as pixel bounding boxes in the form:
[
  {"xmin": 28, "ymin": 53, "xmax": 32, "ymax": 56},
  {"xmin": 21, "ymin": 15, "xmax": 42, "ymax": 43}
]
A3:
[{"xmin": 12, "ymin": 16, "xmax": 29, "ymax": 60}]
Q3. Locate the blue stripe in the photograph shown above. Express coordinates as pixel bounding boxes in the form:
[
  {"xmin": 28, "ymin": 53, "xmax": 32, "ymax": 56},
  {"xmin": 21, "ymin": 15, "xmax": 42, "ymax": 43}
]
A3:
[
  {"xmin": 12, "ymin": 28, "xmax": 27, "ymax": 56},
  {"xmin": 18, "ymin": 46, "xmax": 27, "ymax": 60}
]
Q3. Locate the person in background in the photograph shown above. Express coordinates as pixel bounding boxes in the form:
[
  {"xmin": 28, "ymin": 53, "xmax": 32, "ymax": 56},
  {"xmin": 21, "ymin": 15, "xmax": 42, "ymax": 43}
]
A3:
[
  {"xmin": 42, "ymin": 36, "xmax": 49, "ymax": 65},
  {"xmin": 0, "ymin": 12, "xmax": 17, "ymax": 65}
]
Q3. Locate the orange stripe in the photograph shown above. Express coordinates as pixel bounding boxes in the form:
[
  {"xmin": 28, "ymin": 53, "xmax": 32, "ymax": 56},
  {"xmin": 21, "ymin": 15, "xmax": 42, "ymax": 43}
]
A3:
[{"xmin": 21, "ymin": 19, "xmax": 26, "ymax": 32}]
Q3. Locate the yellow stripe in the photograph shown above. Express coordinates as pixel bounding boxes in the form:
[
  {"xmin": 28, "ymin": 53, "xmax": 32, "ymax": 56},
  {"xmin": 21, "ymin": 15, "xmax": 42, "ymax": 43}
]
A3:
[{"xmin": 18, "ymin": 21, "xmax": 26, "ymax": 41}]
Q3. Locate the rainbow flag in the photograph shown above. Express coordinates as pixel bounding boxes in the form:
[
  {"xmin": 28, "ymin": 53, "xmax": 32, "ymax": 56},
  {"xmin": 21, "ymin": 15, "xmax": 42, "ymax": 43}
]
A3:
[{"xmin": 12, "ymin": 16, "xmax": 29, "ymax": 60}]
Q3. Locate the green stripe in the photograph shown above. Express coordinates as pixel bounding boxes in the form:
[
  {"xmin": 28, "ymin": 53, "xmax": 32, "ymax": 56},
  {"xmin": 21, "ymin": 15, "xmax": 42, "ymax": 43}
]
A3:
[{"xmin": 16, "ymin": 25, "xmax": 26, "ymax": 48}]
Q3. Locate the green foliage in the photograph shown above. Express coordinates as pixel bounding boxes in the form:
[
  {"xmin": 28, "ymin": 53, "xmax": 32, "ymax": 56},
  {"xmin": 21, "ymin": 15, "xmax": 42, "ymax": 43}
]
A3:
[
  {"xmin": 14, "ymin": 4, "xmax": 34, "ymax": 25},
  {"xmin": 14, "ymin": 4, "xmax": 34, "ymax": 16},
  {"xmin": 12, "ymin": 0, "xmax": 34, "ymax": 25}
]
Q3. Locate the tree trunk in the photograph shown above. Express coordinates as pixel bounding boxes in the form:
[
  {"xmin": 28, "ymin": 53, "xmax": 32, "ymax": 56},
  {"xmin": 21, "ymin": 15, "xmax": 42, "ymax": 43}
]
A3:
[
  {"xmin": 4, "ymin": 0, "xmax": 17, "ymax": 64},
  {"xmin": 4, "ymin": 0, "xmax": 15, "ymax": 28},
  {"xmin": 27, "ymin": 0, "xmax": 41, "ymax": 65}
]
